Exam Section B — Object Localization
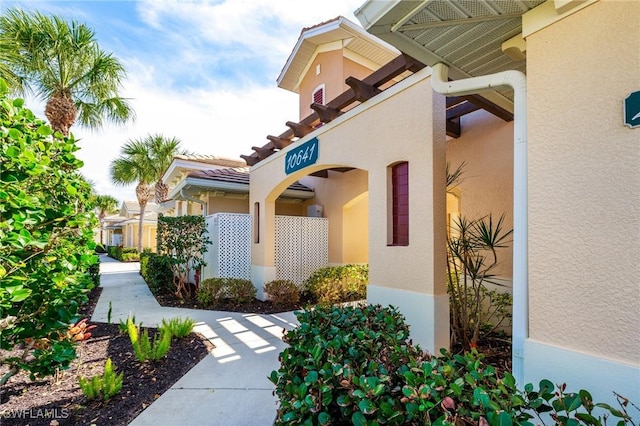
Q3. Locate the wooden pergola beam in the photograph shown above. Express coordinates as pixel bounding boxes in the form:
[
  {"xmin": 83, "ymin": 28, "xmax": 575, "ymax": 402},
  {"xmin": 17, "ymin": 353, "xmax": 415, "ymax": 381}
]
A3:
[
  {"xmin": 447, "ymin": 101, "xmax": 481, "ymax": 120},
  {"xmin": 267, "ymin": 135, "xmax": 293, "ymax": 149},
  {"xmin": 251, "ymin": 146, "xmax": 275, "ymax": 159},
  {"xmin": 446, "ymin": 117, "xmax": 461, "ymax": 138},
  {"xmin": 345, "ymin": 77, "xmax": 382, "ymax": 102},
  {"xmin": 286, "ymin": 121, "xmax": 314, "ymax": 138},
  {"xmin": 310, "ymin": 103, "xmax": 341, "ymax": 123},
  {"xmin": 240, "ymin": 154, "xmax": 260, "ymax": 166}
]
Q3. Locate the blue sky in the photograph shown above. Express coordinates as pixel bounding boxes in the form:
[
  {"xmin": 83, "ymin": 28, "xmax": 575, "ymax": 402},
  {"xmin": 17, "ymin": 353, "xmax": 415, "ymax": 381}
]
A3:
[{"xmin": 1, "ymin": 0, "xmax": 365, "ymax": 202}]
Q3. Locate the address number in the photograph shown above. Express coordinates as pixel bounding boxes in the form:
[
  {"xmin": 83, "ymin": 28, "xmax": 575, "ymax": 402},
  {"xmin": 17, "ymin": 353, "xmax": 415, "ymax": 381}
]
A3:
[{"xmin": 285, "ymin": 137, "xmax": 319, "ymax": 174}]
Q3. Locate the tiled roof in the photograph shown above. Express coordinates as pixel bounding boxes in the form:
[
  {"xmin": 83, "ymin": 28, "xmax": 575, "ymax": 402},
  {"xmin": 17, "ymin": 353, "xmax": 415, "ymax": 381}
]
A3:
[
  {"xmin": 173, "ymin": 154, "xmax": 246, "ymax": 168},
  {"xmin": 188, "ymin": 167, "xmax": 313, "ymax": 193}
]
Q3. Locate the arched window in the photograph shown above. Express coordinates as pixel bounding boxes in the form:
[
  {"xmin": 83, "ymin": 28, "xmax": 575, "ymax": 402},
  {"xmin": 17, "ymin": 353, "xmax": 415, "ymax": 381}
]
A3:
[{"xmin": 389, "ymin": 161, "xmax": 409, "ymax": 246}]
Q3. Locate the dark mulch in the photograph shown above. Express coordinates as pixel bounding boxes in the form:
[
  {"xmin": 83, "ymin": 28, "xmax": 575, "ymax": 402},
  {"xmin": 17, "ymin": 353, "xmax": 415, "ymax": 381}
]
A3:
[
  {"xmin": 0, "ymin": 286, "xmax": 213, "ymax": 426},
  {"xmin": 153, "ymin": 284, "xmax": 309, "ymax": 315}
]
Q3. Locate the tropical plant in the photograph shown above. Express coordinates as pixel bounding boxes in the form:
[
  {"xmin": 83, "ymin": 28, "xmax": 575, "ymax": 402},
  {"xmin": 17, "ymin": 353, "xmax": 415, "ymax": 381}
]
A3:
[
  {"xmin": 156, "ymin": 215, "xmax": 209, "ymax": 300},
  {"xmin": 110, "ymin": 134, "xmax": 185, "ymax": 252},
  {"xmin": 161, "ymin": 317, "xmax": 196, "ymax": 339},
  {"xmin": 78, "ymin": 358, "xmax": 123, "ymax": 401},
  {"xmin": 271, "ymin": 305, "xmax": 638, "ymax": 426},
  {"xmin": 126, "ymin": 317, "xmax": 171, "ymax": 362},
  {"xmin": 446, "ymin": 162, "xmax": 513, "ymax": 351},
  {"xmin": 0, "ymin": 8, "xmax": 134, "ymax": 135},
  {"xmin": 93, "ymin": 194, "xmax": 118, "ymax": 245},
  {"xmin": 0, "ymin": 80, "xmax": 97, "ymax": 384}
]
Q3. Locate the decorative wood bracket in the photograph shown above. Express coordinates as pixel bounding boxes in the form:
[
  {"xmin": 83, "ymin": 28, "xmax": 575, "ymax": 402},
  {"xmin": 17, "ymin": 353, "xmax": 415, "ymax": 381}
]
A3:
[
  {"xmin": 310, "ymin": 103, "xmax": 341, "ymax": 123},
  {"xmin": 251, "ymin": 146, "xmax": 275, "ymax": 159},
  {"xmin": 345, "ymin": 77, "xmax": 382, "ymax": 102},
  {"xmin": 286, "ymin": 121, "xmax": 314, "ymax": 138},
  {"xmin": 267, "ymin": 135, "xmax": 293, "ymax": 149},
  {"xmin": 240, "ymin": 155, "xmax": 260, "ymax": 166}
]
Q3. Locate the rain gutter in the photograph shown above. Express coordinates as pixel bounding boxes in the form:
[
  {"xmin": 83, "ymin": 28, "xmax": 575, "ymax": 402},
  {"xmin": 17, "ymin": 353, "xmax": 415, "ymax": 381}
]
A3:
[{"xmin": 431, "ymin": 63, "xmax": 528, "ymax": 385}]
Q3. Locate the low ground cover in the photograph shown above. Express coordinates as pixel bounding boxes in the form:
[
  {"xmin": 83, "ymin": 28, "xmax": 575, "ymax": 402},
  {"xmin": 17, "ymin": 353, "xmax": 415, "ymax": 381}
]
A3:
[{"xmin": 0, "ymin": 287, "xmax": 212, "ymax": 426}]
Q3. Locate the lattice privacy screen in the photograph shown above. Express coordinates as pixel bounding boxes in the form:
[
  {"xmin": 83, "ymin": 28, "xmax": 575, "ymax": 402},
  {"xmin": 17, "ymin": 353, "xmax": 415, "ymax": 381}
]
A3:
[
  {"xmin": 275, "ymin": 216, "xmax": 329, "ymax": 286},
  {"xmin": 204, "ymin": 213, "xmax": 328, "ymax": 285},
  {"xmin": 204, "ymin": 213, "xmax": 252, "ymax": 280}
]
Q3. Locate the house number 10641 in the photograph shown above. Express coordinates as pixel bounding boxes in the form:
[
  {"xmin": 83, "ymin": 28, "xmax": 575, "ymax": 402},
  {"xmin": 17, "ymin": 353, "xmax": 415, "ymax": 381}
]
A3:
[{"xmin": 285, "ymin": 137, "xmax": 319, "ymax": 174}]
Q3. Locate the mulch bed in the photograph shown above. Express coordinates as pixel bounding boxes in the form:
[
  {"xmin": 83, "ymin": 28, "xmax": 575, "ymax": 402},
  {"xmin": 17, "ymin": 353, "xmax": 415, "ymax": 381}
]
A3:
[{"xmin": 0, "ymin": 286, "xmax": 213, "ymax": 426}]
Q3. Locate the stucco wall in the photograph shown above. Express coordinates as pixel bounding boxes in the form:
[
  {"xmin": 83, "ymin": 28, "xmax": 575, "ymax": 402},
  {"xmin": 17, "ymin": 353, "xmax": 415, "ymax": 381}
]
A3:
[
  {"xmin": 251, "ymin": 68, "xmax": 446, "ymax": 294},
  {"xmin": 298, "ymin": 50, "xmax": 376, "ymax": 119},
  {"xmin": 207, "ymin": 196, "xmax": 249, "ymax": 215},
  {"xmin": 527, "ymin": 0, "xmax": 640, "ymax": 364},
  {"xmin": 446, "ymin": 109, "xmax": 514, "ymax": 279},
  {"xmin": 300, "ymin": 169, "xmax": 369, "ymax": 264}
]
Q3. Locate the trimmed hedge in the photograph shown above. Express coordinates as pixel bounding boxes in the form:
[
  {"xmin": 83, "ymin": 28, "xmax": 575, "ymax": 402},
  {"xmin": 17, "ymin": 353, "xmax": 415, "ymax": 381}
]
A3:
[
  {"xmin": 107, "ymin": 246, "xmax": 139, "ymax": 262},
  {"xmin": 139, "ymin": 252, "xmax": 173, "ymax": 294},
  {"xmin": 302, "ymin": 264, "xmax": 368, "ymax": 305},
  {"xmin": 197, "ymin": 277, "xmax": 256, "ymax": 307}
]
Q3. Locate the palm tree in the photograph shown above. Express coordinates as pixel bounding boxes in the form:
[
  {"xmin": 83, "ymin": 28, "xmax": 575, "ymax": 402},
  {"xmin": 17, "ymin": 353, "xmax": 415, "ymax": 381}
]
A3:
[
  {"xmin": 93, "ymin": 194, "xmax": 119, "ymax": 245},
  {"xmin": 0, "ymin": 8, "xmax": 134, "ymax": 135},
  {"xmin": 110, "ymin": 134, "xmax": 184, "ymax": 253}
]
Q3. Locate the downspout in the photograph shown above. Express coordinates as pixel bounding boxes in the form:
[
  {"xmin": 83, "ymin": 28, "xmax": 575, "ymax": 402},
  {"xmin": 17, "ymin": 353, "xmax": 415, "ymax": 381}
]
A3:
[
  {"xmin": 431, "ymin": 63, "xmax": 528, "ymax": 385},
  {"xmin": 180, "ymin": 189, "xmax": 207, "ymax": 217}
]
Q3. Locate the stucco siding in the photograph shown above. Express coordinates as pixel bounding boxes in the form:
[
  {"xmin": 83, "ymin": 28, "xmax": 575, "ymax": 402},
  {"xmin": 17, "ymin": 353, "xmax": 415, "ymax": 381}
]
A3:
[
  {"xmin": 527, "ymin": 0, "xmax": 640, "ymax": 364},
  {"xmin": 446, "ymin": 109, "xmax": 514, "ymax": 279}
]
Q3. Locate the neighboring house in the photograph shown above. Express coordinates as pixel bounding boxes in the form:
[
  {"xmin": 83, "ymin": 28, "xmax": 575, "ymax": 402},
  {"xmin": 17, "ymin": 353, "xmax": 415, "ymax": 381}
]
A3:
[
  {"xmin": 160, "ymin": 155, "xmax": 315, "ymax": 217},
  {"xmin": 242, "ymin": 1, "xmax": 638, "ymax": 409},
  {"xmin": 103, "ymin": 201, "xmax": 159, "ymax": 250}
]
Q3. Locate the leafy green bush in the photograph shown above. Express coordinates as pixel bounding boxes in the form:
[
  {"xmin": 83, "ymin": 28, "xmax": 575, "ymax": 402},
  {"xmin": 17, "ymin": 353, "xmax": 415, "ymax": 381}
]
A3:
[
  {"xmin": 270, "ymin": 304, "xmax": 421, "ymax": 424},
  {"xmin": 156, "ymin": 215, "xmax": 210, "ymax": 299},
  {"xmin": 226, "ymin": 278, "xmax": 256, "ymax": 304},
  {"xmin": 140, "ymin": 252, "xmax": 174, "ymax": 294},
  {"xmin": 161, "ymin": 317, "xmax": 196, "ymax": 338},
  {"xmin": 197, "ymin": 278, "xmax": 226, "ymax": 306},
  {"xmin": 94, "ymin": 243, "xmax": 107, "ymax": 254},
  {"xmin": 196, "ymin": 277, "xmax": 255, "ymax": 307},
  {"xmin": 271, "ymin": 305, "xmax": 637, "ymax": 425},
  {"xmin": 303, "ymin": 264, "xmax": 368, "ymax": 305},
  {"xmin": 264, "ymin": 280, "xmax": 300, "ymax": 307},
  {"xmin": 126, "ymin": 317, "xmax": 171, "ymax": 362},
  {"xmin": 78, "ymin": 358, "xmax": 123, "ymax": 401},
  {"xmin": 0, "ymin": 82, "xmax": 97, "ymax": 384},
  {"xmin": 120, "ymin": 252, "xmax": 140, "ymax": 262}
]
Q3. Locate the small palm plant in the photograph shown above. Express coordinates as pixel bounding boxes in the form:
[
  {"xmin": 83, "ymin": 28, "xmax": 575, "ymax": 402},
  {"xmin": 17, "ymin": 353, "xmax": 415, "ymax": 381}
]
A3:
[{"xmin": 446, "ymin": 162, "xmax": 513, "ymax": 351}]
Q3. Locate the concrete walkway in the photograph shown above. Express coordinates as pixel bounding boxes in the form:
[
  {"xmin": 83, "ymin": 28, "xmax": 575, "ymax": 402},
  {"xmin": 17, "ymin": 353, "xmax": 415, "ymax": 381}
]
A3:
[{"xmin": 92, "ymin": 255, "xmax": 299, "ymax": 426}]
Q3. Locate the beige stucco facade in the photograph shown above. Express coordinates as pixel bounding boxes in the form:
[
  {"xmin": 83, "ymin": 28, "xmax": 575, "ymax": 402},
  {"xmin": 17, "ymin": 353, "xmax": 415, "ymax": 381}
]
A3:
[
  {"xmin": 525, "ymin": 0, "xmax": 639, "ymax": 375},
  {"xmin": 250, "ymin": 68, "xmax": 449, "ymax": 353}
]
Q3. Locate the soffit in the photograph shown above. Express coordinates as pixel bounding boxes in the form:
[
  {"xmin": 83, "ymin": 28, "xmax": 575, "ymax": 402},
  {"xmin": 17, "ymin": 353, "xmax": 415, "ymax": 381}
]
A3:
[
  {"xmin": 278, "ymin": 16, "xmax": 399, "ymax": 93},
  {"xmin": 355, "ymin": 0, "xmax": 546, "ymax": 107}
]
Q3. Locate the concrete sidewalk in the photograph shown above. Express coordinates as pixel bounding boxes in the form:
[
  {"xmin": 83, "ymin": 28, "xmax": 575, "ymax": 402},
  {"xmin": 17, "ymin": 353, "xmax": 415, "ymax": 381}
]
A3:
[{"xmin": 92, "ymin": 255, "xmax": 299, "ymax": 426}]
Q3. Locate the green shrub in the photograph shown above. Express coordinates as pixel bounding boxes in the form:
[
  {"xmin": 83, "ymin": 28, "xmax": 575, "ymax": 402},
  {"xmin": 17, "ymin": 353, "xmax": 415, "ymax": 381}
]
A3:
[
  {"xmin": 225, "ymin": 278, "xmax": 256, "ymax": 304},
  {"xmin": 126, "ymin": 317, "xmax": 171, "ymax": 362},
  {"xmin": 264, "ymin": 280, "xmax": 300, "ymax": 307},
  {"xmin": 270, "ymin": 304, "xmax": 420, "ymax": 424},
  {"xmin": 140, "ymin": 252, "xmax": 174, "ymax": 294},
  {"xmin": 78, "ymin": 358, "xmax": 123, "ymax": 401},
  {"xmin": 0, "ymin": 82, "xmax": 97, "ymax": 383},
  {"xmin": 120, "ymin": 252, "xmax": 140, "ymax": 262},
  {"xmin": 88, "ymin": 261, "xmax": 100, "ymax": 286},
  {"xmin": 161, "ymin": 317, "xmax": 196, "ymax": 338},
  {"xmin": 271, "ymin": 305, "xmax": 637, "ymax": 426},
  {"xmin": 196, "ymin": 277, "xmax": 255, "ymax": 307},
  {"xmin": 303, "ymin": 264, "xmax": 368, "ymax": 305},
  {"xmin": 107, "ymin": 245, "xmax": 121, "ymax": 259},
  {"xmin": 94, "ymin": 243, "xmax": 107, "ymax": 254},
  {"xmin": 197, "ymin": 278, "xmax": 227, "ymax": 307}
]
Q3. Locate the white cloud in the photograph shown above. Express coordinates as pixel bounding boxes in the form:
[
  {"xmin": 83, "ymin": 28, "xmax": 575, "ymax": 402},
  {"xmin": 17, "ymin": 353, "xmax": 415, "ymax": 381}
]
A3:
[{"xmin": 4, "ymin": 0, "xmax": 369, "ymax": 204}]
